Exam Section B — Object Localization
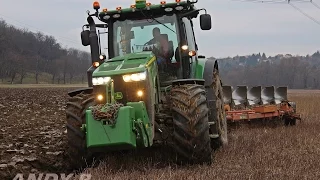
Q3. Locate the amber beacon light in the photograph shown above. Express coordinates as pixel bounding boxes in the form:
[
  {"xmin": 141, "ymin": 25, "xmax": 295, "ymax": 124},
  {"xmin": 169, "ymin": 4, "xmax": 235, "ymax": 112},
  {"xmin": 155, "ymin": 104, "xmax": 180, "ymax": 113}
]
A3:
[{"xmin": 93, "ymin": 1, "xmax": 100, "ymax": 10}]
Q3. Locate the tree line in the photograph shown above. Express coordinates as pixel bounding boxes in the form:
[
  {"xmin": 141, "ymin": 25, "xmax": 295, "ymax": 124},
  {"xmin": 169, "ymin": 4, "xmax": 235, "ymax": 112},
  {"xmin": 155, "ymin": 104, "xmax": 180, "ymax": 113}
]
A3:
[
  {"xmin": 0, "ymin": 19, "xmax": 90, "ymax": 84},
  {"xmin": 1, "ymin": 19, "xmax": 319, "ymax": 88},
  {"xmin": 218, "ymin": 52, "xmax": 320, "ymax": 89}
]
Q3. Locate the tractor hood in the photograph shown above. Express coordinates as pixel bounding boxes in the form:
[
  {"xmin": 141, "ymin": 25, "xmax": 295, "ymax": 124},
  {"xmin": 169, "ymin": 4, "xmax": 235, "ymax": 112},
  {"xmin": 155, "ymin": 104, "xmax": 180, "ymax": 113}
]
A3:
[{"xmin": 92, "ymin": 51, "xmax": 155, "ymax": 77}]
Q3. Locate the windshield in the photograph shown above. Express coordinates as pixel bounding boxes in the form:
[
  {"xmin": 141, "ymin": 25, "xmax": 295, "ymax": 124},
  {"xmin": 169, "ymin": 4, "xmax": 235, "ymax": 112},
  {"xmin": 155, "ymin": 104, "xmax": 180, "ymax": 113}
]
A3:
[{"xmin": 112, "ymin": 14, "xmax": 180, "ymax": 63}]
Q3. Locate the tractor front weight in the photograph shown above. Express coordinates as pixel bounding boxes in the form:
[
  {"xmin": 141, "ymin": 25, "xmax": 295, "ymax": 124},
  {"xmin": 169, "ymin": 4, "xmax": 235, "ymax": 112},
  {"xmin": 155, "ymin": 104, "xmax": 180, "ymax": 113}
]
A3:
[{"xmin": 85, "ymin": 77, "xmax": 153, "ymax": 152}]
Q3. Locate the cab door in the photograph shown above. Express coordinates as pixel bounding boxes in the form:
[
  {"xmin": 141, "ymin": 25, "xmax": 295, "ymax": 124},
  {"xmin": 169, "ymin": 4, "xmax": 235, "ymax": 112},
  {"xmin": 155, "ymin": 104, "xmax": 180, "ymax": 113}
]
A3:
[{"xmin": 181, "ymin": 17, "xmax": 198, "ymax": 78}]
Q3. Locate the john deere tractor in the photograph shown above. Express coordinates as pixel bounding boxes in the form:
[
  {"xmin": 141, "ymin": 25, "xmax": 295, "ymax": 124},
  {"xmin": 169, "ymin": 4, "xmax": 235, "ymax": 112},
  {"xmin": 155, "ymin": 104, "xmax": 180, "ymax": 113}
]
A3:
[{"xmin": 66, "ymin": 0, "xmax": 228, "ymax": 167}]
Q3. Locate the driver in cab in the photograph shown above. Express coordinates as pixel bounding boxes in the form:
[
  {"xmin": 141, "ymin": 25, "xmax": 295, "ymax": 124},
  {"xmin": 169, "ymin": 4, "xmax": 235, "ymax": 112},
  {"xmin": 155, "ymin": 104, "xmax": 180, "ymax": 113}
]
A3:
[{"xmin": 144, "ymin": 27, "xmax": 169, "ymax": 67}]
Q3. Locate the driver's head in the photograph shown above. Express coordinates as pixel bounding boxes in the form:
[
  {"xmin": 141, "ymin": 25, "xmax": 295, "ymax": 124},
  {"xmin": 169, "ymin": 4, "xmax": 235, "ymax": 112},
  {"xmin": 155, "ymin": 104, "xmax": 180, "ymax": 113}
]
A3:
[{"xmin": 152, "ymin": 27, "xmax": 161, "ymax": 38}]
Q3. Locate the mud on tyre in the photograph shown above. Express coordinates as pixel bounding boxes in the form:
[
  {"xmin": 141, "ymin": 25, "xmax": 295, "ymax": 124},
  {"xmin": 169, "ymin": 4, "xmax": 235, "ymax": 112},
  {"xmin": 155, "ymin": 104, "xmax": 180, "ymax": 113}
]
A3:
[
  {"xmin": 170, "ymin": 84, "xmax": 212, "ymax": 164},
  {"xmin": 65, "ymin": 92, "xmax": 95, "ymax": 170},
  {"xmin": 208, "ymin": 65, "xmax": 228, "ymax": 150}
]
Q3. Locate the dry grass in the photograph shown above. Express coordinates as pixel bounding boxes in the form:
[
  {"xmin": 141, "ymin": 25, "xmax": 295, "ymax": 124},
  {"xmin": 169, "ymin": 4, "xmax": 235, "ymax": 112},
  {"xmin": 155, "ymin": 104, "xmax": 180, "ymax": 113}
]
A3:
[{"xmin": 77, "ymin": 91, "xmax": 320, "ymax": 180}]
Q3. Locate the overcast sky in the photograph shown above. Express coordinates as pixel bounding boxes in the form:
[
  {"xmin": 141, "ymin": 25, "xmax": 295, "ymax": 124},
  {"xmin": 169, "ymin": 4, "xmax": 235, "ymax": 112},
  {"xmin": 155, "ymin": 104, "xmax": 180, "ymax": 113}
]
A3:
[{"xmin": 0, "ymin": 0, "xmax": 319, "ymax": 58}]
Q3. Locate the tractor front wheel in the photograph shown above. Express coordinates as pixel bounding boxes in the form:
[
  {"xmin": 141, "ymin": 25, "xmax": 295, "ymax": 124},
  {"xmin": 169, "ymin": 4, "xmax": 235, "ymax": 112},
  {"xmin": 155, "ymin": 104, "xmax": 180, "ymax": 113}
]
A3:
[
  {"xmin": 65, "ymin": 92, "xmax": 95, "ymax": 170},
  {"xmin": 170, "ymin": 84, "xmax": 212, "ymax": 164}
]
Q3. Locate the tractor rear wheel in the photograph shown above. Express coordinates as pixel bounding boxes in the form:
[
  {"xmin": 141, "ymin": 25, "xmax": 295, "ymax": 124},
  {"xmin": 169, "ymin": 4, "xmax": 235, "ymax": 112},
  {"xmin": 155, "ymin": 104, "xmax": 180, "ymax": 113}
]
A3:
[
  {"xmin": 65, "ymin": 92, "xmax": 95, "ymax": 170},
  {"xmin": 170, "ymin": 84, "xmax": 212, "ymax": 164}
]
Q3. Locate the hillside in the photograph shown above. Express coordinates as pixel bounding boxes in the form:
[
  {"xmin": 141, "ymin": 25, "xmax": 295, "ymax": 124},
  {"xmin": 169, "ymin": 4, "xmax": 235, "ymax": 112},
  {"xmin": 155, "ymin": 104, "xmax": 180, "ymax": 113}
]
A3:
[{"xmin": 0, "ymin": 19, "xmax": 90, "ymax": 84}]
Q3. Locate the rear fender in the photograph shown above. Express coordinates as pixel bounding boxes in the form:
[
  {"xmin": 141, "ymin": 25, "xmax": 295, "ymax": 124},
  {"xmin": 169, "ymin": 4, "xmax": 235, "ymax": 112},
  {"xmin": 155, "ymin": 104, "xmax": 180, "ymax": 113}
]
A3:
[
  {"xmin": 203, "ymin": 60, "xmax": 219, "ymax": 87},
  {"xmin": 203, "ymin": 59, "xmax": 222, "ymax": 135},
  {"xmin": 171, "ymin": 79, "xmax": 205, "ymax": 86},
  {"xmin": 67, "ymin": 87, "xmax": 93, "ymax": 97},
  {"xmin": 160, "ymin": 79, "xmax": 205, "ymax": 87}
]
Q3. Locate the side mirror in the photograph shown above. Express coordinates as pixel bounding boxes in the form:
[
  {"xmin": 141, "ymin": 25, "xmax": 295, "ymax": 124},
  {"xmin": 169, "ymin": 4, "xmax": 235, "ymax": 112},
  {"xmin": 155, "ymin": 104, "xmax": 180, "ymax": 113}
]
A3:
[
  {"xmin": 81, "ymin": 30, "xmax": 90, "ymax": 46},
  {"xmin": 200, "ymin": 14, "xmax": 212, "ymax": 30}
]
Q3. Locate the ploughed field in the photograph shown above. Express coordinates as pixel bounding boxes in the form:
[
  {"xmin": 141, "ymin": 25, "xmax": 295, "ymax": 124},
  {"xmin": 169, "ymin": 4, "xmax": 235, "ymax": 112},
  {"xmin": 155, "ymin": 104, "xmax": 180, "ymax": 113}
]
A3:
[{"xmin": 0, "ymin": 87, "xmax": 320, "ymax": 180}]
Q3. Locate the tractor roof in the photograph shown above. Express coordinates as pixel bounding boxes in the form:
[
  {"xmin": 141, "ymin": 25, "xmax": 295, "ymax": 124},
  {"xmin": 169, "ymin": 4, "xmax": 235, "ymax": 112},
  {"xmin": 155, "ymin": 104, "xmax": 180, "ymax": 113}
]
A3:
[{"xmin": 97, "ymin": 0, "xmax": 199, "ymax": 23}]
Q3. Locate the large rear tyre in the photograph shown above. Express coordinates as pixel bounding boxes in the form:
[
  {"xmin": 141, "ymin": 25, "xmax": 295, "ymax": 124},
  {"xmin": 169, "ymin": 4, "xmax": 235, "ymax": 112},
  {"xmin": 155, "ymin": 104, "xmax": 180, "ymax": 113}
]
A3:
[
  {"xmin": 65, "ymin": 92, "xmax": 95, "ymax": 170},
  {"xmin": 170, "ymin": 84, "xmax": 212, "ymax": 164}
]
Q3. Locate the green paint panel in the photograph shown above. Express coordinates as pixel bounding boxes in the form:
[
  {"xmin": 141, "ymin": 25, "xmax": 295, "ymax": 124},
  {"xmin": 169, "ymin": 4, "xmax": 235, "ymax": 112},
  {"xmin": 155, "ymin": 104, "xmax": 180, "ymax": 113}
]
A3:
[
  {"xmin": 135, "ymin": 0, "xmax": 147, "ymax": 9},
  {"xmin": 99, "ymin": 1, "xmax": 189, "ymax": 16},
  {"xmin": 195, "ymin": 63, "xmax": 204, "ymax": 79},
  {"xmin": 93, "ymin": 52, "xmax": 155, "ymax": 77},
  {"xmin": 127, "ymin": 101, "xmax": 153, "ymax": 147},
  {"xmin": 195, "ymin": 57, "xmax": 207, "ymax": 79},
  {"xmin": 86, "ymin": 106, "xmax": 137, "ymax": 149}
]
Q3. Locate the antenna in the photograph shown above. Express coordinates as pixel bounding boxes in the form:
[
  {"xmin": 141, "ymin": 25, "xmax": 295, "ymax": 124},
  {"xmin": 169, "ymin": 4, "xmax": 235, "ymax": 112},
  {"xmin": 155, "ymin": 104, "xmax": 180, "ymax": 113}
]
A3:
[{"xmin": 98, "ymin": 29, "xmax": 101, "ymax": 55}]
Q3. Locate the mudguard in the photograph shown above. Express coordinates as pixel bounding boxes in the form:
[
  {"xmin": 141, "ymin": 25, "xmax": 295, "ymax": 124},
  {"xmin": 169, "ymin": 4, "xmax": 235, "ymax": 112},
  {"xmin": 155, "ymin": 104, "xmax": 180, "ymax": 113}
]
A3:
[
  {"xmin": 67, "ymin": 87, "xmax": 93, "ymax": 97},
  {"xmin": 203, "ymin": 60, "xmax": 219, "ymax": 87},
  {"xmin": 203, "ymin": 59, "xmax": 221, "ymax": 136}
]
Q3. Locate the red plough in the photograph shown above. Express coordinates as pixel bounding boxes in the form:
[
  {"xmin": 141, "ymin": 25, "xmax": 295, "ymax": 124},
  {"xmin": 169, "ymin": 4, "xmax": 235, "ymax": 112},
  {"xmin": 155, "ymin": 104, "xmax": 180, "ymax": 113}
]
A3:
[{"xmin": 223, "ymin": 86, "xmax": 301, "ymax": 126}]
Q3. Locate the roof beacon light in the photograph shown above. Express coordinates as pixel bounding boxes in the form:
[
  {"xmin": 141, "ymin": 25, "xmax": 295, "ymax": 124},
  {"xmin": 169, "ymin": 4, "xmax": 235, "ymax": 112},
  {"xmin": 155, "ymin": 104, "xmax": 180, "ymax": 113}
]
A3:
[
  {"xmin": 130, "ymin": 4, "xmax": 136, "ymax": 11},
  {"xmin": 176, "ymin": 0, "xmax": 181, "ymax": 3},
  {"xmin": 102, "ymin": 8, "xmax": 107, "ymax": 12},
  {"xmin": 160, "ymin": 1, "xmax": 166, "ymax": 7},
  {"xmin": 146, "ymin": 2, "xmax": 151, "ymax": 10},
  {"xmin": 116, "ymin": 6, "xmax": 122, "ymax": 11},
  {"xmin": 93, "ymin": 1, "xmax": 100, "ymax": 10}
]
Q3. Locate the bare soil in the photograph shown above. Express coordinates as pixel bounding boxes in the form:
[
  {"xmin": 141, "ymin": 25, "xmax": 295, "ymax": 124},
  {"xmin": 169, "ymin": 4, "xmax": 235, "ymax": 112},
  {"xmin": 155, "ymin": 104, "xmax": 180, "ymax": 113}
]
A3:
[
  {"xmin": 0, "ymin": 88, "xmax": 319, "ymax": 180},
  {"xmin": 0, "ymin": 88, "xmax": 76, "ymax": 179}
]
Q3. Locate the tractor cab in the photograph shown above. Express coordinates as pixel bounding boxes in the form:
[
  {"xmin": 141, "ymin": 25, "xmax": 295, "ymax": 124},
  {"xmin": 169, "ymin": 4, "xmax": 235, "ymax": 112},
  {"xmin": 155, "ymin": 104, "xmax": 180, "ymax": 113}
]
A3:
[{"xmin": 81, "ymin": 0, "xmax": 212, "ymax": 85}]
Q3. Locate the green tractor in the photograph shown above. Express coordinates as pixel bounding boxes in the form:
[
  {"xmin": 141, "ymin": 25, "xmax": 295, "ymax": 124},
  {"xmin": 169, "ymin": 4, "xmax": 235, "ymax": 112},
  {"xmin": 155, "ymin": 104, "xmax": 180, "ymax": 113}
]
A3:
[{"xmin": 66, "ymin": 0, "xmax": 228, "ymax": 168}]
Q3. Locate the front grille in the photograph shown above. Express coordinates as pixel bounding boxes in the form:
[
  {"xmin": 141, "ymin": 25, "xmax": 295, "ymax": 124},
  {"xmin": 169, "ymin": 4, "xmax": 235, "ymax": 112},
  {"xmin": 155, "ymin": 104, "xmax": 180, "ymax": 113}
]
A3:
[
  {"xmin": 93, "ymin": 75, "xmax": 148, "ymax": 105},
  {"xmin": 112, "ymin": 75, "xmax": 147, "ymax": 104}
]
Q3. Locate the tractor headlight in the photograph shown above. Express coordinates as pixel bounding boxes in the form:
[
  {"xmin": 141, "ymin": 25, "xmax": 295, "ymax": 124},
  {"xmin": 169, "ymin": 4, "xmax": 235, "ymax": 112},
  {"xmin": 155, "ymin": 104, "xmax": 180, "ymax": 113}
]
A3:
[
  {"xmin": 122, "ymin": 71, "xmax": 146, "ymax": 82},
  {"xmin": 92, "ymin": 77, "xmax": 111, "ymax": 85}
]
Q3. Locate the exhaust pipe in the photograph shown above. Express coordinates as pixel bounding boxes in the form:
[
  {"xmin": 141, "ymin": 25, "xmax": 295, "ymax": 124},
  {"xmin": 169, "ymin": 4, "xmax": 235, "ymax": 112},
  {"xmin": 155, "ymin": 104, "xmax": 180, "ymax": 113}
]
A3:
[
  {"xmin": 275, "ymin": 86, "xmax": 288, "ymax": 104},
  {"xmin": 261, "ymin": 86, "xmax": 275, "ymax": 105},
  {"xmin": 86, "ymin": 16, "xmax": 100, "ymax": 87},
  {"xmin": 232, "ymin": 86, "xmax": 247, "ymax": 106},
  {"xmin": 247, "ymin": 86, "xmax": 261, "ymax": 106},
  {"xmin": 222, "ymin": 86, "xmax": 232, "ymax": 105},
  {"xmin": 87, "ymin": 16, "xmax": 100, "ymax": 65}
]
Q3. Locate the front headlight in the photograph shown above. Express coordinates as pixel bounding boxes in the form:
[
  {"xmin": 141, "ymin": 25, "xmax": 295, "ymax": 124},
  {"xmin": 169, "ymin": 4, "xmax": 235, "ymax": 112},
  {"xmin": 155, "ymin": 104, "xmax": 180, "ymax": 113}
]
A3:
[
  {"xmin": 92, "ymin": 77, "xmax": 111, "ymax": 85},
  {"xmin": 122, "ymin": 71, "xmax": 146, "ymax": 82}
]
